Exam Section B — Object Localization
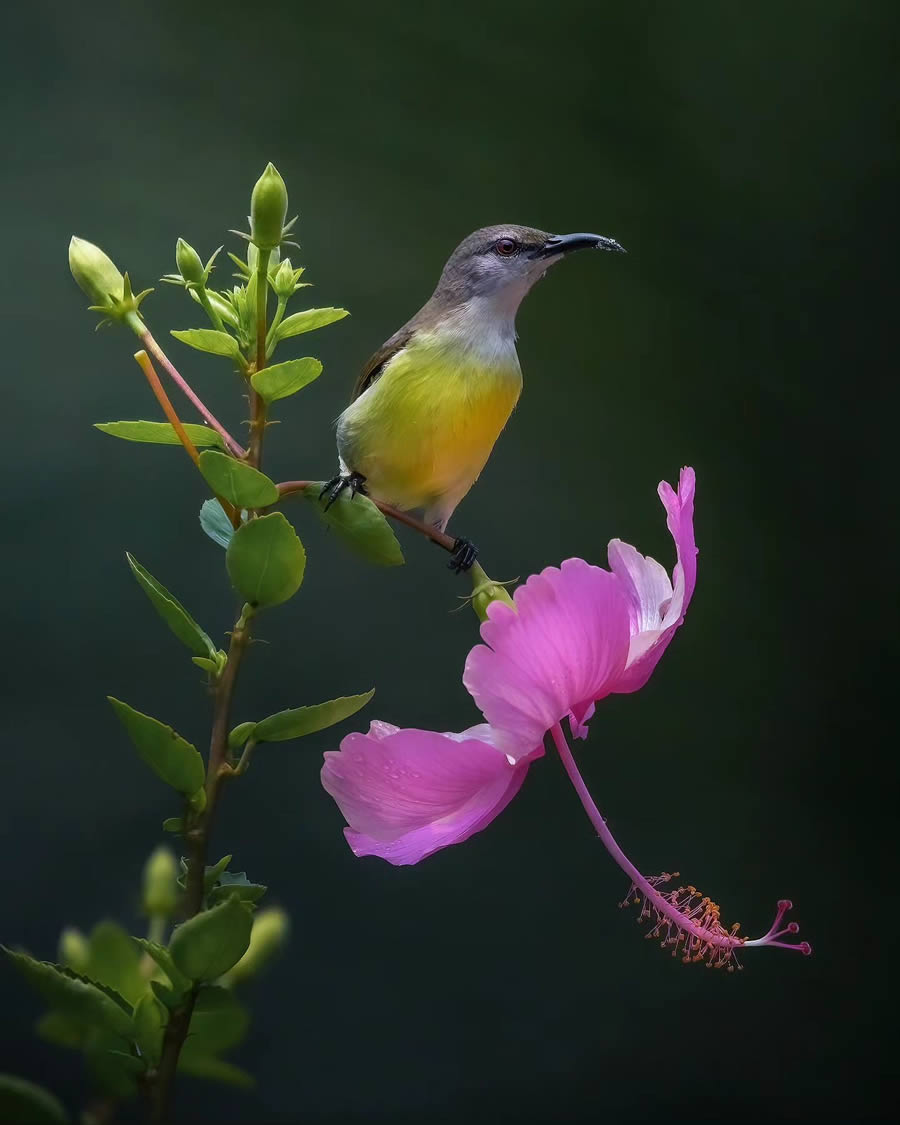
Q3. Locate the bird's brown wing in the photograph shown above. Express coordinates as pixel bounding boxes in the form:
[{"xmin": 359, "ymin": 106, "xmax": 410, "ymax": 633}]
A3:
[{"xmin": 350, "ymin": 324, "xmax": 415, "ymax": 403}]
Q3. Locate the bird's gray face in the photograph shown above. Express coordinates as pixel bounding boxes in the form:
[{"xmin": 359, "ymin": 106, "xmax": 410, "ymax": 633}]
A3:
[{"xmin": 437, "ymin": 224, "xmax": 625, "ymax": 310}]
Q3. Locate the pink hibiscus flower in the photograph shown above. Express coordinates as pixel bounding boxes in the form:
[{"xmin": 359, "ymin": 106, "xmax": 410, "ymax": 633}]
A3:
[{"xmin": 321, "ymin": 469, "xmax": 810, "ymax": 967}]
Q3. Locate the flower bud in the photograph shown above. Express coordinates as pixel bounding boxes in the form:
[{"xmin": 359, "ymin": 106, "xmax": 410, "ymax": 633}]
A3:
[
  {"xmin": 221, "ymin": 906, "xmax": 289, "ymax": 985},
  {"xmin": 469, "ymin": 562, "xmax": 517, "ymax": 623},
  {"xmin": 68, "ymin": 236, "xmax": 124, "ymax": 306},
  {"xmin": 250, "ymin": 162, "xmax": 288, "ymax": 251},
  {"xmin": 273, "ymin": 259, "xmax": 292, "ymax": 294},
  {"xmin": 142, "ymin": 846, "xmax": 178, "ymax": 917},
  {"xmin": 58, "ymin": 927, "xmax": 90, "ymax": 972},
  {"xmin": 175, "ymin": 238, "xmax": 206, "ymax": 286}
]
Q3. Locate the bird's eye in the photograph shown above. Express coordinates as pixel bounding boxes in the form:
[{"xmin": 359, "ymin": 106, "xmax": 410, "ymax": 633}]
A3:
[{"xmin": 494, "ymin": 237, "xmax": 518, "ymax": 256}]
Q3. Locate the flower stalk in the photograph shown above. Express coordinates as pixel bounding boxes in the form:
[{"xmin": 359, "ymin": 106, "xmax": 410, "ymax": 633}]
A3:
[
  {"xmin": 140, "ymin": 329, "xmax": 246, "ymax": 457},
  {"xmin": 133, "ymin": 351, "xmax": 201, "ymax": 467}
]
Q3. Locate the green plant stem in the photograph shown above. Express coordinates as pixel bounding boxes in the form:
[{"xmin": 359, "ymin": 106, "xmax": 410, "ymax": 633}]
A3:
[
  {"xmin": 197, "ymin": 286, "xmax": 225, "ymax": 331},
  {"xmin": 147, "ymin": 914, "xmax": 166, "ymax": 947},
  {"xmin": 265, "ymin": 295, "xmax": 287, "ymax": 356},
  {"xmin": 233, "ymin": 738, "xmax": 257, "ymax": 776},
  {"xmin": 150, "ymin": 605, "xmax": 254, "ymax": 1124},
  {"xmin": 247, "ymin": 250, "xmax": 271, "ymax": 468}
]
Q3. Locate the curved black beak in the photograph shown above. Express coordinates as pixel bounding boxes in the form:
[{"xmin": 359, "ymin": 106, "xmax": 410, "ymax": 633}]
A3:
[{"xmin": 536, "ymin": 232, "xmax": 626, "ymax": 259}]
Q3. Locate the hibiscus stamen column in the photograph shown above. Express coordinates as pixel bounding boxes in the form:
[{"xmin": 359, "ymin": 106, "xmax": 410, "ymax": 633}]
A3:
[{"xmin": 549, "ymin": 723, "xmax": 811, "ymax": 969}]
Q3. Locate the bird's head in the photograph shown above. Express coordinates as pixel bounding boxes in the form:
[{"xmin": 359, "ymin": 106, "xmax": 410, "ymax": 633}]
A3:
[{"xmin": 434, "ymin": 224, "xmax": 625, "ymax": 313}]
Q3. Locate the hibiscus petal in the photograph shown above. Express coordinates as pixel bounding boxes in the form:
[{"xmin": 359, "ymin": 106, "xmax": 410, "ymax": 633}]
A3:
[
  {"xmin": 607, "ymin": 539, "xmax": 673, "ymax": 634},
  {"xmin": 463, "ymin": 560, "xmax": 632, "ymax": 757},
  {"xmin": 613, "ymin": 466, "xmax": 698, "ymax": 693},
  {"xmin": 321, "ymin": 723, "xmax": 531, "ymax": 866}
]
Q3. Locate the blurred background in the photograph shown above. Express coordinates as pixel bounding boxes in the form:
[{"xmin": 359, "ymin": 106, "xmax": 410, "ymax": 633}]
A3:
[{"xmin": 1, "ymin": 0, "xmax": 893, "ymax": 1121}]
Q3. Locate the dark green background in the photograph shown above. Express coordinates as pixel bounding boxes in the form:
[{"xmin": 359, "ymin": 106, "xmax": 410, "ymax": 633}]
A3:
[{"xmin": 1, "ymin": 1, "xmax": 892, "ymax": 1121}]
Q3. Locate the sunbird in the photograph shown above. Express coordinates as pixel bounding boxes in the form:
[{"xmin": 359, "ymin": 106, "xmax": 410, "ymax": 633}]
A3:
[{"xmin": 323, "ymin": 225, "xmax": 625, "ymax": 570}]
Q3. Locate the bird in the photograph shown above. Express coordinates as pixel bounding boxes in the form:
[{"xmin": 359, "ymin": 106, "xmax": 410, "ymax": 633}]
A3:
[{"xmin": 322, "ymin": 224, "xmax": 625, "ymax": 571}]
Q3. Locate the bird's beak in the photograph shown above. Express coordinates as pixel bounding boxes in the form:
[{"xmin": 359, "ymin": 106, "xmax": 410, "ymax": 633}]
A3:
[{"xmin": 536, "ymin": 232, "xmax": 626, "ymax": 258}]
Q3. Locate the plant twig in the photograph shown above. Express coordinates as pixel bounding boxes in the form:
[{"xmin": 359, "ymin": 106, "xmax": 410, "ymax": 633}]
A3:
[
  {"xmin": 275, "ymin": 480, "xmax": 457, "ymax": 553},
  {"xmin": 140, "ymin": 329, "xmax": 246, "ymax": 458},
  {"xmin": 150, "ymin": 605, "xmax": 254, "ymax": 1124}
]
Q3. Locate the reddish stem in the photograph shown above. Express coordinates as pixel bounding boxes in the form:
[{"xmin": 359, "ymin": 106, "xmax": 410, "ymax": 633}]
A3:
[{"xmin": 140, "ymin": 329, "xmax": 246, "ymax": 457}]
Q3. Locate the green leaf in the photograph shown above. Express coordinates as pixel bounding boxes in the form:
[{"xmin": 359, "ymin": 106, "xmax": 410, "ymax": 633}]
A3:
[
  {"xmin": 177, "ymin": 1054, "xmax": 254, "ymax": 1088},
  {"xmin": 200, "ymin": 498, "xmax": 235, "ymax": 548},
  {"xmin": 269, "ymin": 306, "xmax": 348, "ymax": 348},
  {"xmin": 36, "ymin": 1011, "xmax": 85, "ymax": 1050},
  {"xmin": 105, "ymin": 1050, "xmax": 145, "ymax": 1075},
  {"xmin": 254, "ymin": 690, "xmax": 375, "ymax": 743},
  {"xmin": 304, "ymin": 484, "xmax": 403, "ymax": 566},
  {"xmin": 208, "ymin": 872, "xmax": 267, "ymax": 907},
  {"xmin": 169, "ymin": 897, "xmax": 253, "ymax": 981},
  {"xmin": 84, "ymin": 1030, "xmax": 139, "ymax": 1097},
  {"xmin": 189, "ymin": 286, "xmax": 239, "ymax": 328},
  {"xmin": 227, "ymin": 721, "xmax": 256, "ymax": 750},
  {"xmin": 226, "ymin": 513, "xmax": 305, "ymax": 608},
  {"xmin": 250, "ymin": 357, "xmax": 322, "ymax": 402},
  {"xmin": 182, "ymin": 986, "xmax": 249, "ymax": 1054},
  {"xmin": 198, "ymin": 451, "xmax": 278, "ymax": 509},
  {"xmin": 131, "ymin": 939, "xmax": 191, "ymax": 994},
  {"xmin": 149, "ymin": 980, "xmax": 182, "ymax": 1010},
  {"xmin": 170, "ymin": 328, "xmax": 243, "ymax": 362},
  {"xmin": 95, "ymin": 421, "xmax": 224, "ymax": 448},
  {"xmin": 162, "ymin": 816, "xmax": 183, "ymax": 834},
  {"xmin": 83, "ymin": 922, "xmax": 145, "ymax": 1006},
  {"xmin": 126, "ymin": 554, "xmax": 216, "ymax": 659},
  {"xmin": 3, "ymin": 949, "xmax": 132, "ymax": 1039},
  {"xmin": 132, "ymin": 992, "xmax": 165, "ymax": 1065},
  {"xmin": 202, "ymin": 855, "xmax": 233, "ymax": 892},
  {"xmin": 107, "ymin": 698, "xmax": 205, "ymax": 798},
  {"xmin": 0, "ymin": 1075, "xmax": 70, "ymax": 1124}
]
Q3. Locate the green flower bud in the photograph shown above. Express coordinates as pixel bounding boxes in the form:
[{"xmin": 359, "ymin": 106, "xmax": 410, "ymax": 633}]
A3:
[
  {"xmin": 271, "ymin": 257, "xmax": 307, "ymax": 299},
  {"xmin": 250, "ymin": 162, "xmax": 288, "ymax": 251},
  {"xmin": 68, "ymin": 236, "xmax": 124, "ymax": 306},
  {"xmin": 142, "ymin": 846, "xmax": 178, "ymax": 917},
  {"xmin": 68, "ymin": 236, "xmax": 152, "ymax": 330},
  {"xmin": 221, "ymin": 906, "xmax": 289, "ymax": 985},
  {"xmin": 272, "ymin": 258, "xmax": 294, "ymax": 297},
  {"xmin": 58, "ymin": 927, "xmax": 90, "ymax": 972},
  {"xmin": 175, "ymin": 238, "xmax": 206, "ymax": 286},
  {"xmin": 468, "ymin": 562, "xmax": 517, "ymax": 623}
]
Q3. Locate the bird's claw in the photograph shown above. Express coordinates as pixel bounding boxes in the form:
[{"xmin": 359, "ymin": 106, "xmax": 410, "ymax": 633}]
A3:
[
  {"xmin": 448, "ymin": 537, "xmax": 478, "ymax": 574},
  {"xmin": 319, "ymin": 472, "xmax": 368, "ymax": 511}
]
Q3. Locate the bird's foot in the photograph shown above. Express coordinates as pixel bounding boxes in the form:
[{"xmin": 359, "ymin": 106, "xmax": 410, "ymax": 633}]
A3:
[
  {"xmin": 319, "ymin": 471, "xmax": 368, "ymax": 511},
  {"xmin": 448, "ymin": 537, "xmax": 478, "ymax": 574}
]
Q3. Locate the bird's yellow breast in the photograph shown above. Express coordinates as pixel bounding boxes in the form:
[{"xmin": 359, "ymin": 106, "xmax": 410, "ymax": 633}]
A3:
[{"xmin": 338, "ymin": 328, "xmax": 522, "ymax": 516}]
